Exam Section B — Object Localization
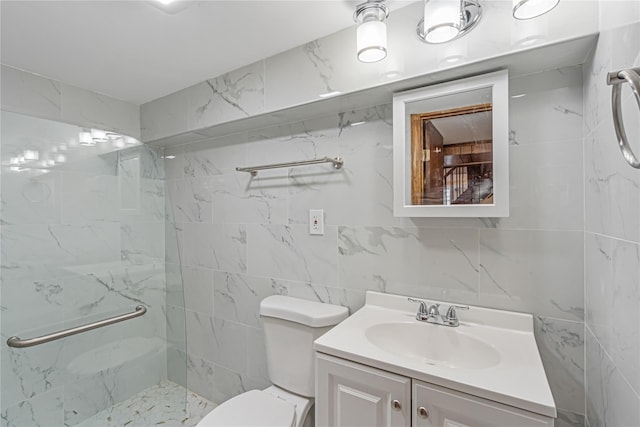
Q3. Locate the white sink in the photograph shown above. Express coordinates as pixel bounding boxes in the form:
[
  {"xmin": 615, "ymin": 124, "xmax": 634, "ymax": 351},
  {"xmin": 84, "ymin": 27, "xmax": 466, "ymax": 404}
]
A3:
[
  {"xmin": 314, "ymin": 291, "xmax": 556, "ymax": 418},
  {"xmin": 365, "ymin": 321, "xmax": 500, "ymax": 369}
]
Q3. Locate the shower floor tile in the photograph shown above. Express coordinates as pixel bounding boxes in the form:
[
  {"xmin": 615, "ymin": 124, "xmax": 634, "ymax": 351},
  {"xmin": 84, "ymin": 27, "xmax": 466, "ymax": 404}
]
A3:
[{"xmin": 75, "ymin": 380, "xmax": 216, "ymax": 427}]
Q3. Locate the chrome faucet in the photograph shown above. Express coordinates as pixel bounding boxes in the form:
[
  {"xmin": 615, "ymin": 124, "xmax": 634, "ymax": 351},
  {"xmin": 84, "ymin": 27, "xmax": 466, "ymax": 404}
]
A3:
[{"xmin": 408, "ymin": 298, "xmax": 469, "ymax": 327}]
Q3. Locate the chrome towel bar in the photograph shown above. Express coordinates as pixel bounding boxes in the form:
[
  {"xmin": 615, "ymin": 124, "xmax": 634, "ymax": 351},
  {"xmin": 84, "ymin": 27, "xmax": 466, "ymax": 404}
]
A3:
[
  {"xmin": 236, "ymin": 156, "xmax": 343, "ymax": 176},
  {"xmin": 6, "ymin": 305, "xmax": 147, "ymax": 348},
  {"xmin": 607, "ymin": 67, "xmax": 640, "ymax": 169}
]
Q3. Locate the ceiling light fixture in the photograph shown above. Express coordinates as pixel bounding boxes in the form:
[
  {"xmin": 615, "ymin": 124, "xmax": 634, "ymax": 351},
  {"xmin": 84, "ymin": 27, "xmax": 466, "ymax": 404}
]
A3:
[
  {"xmin": 354, "ymin": 0, "xmax": 390, "ymax": 63},
  {"xmin": 417, "ymin": 0, "xmax": 482, "ymax": 44},
  {"xmin": 513, "ymin": 0, "xmax": 559, "ymax": 19}
]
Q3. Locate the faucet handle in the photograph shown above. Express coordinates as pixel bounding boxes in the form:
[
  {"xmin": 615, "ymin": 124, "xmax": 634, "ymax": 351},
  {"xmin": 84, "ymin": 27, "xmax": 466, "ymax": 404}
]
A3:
[
  {"xmin": 445, "ymin": 305, "xmax": 469, "ymax": 323},
  {"xmin": 407, "ymin": 297, "xmax": 429, "ymax": 320}
]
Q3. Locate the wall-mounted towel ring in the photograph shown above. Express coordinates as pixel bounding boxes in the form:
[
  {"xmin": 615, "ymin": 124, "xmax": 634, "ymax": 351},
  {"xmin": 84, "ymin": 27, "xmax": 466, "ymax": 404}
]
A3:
[{"xmin": 607, "ymin": 67, "xmax": 640, "ymax": 169}]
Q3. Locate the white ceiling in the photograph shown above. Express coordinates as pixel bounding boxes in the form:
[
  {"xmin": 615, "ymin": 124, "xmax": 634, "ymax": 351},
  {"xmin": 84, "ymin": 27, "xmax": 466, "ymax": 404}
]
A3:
[{"xmin": 0, "ymin": 0, "xmax": 414, "ymax": 105}]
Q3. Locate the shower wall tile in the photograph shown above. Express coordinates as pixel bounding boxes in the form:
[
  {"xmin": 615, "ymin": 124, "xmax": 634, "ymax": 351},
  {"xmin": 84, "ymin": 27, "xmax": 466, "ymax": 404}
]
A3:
[
  {"xmin": 61, "ymin": 173, "xmax": 119, "ymax": 223},
  {"xmin": 186, "ymin": 353, "xmax": 215, "ymax": 401},
  {"xmin": 60, "ymin": 83, "xmax": 140, "ymax": 139},
  {"xmin": 478, "ymin": 229, "xmax": 584, "ymax": 322},
  {"xmin": 212, "ymin": 173, "xmax": 288, "ymax": 225},
  {"xmin": 338, "ymin": 226, "xmax": 479, "ymax": 301},
  {"xmin": 585, "ymin": 328, "xmax": 640, "ymax": 427},
  {"xmin": 209, "ymin": 318, "xmax": 247, "ymax": 374},
  {"xmin": 213, "ymin": 272, "xmax": 275, "ymax": 328},
  {"xmin": 141, "ymin": 90, "xmax": 189, "ymax": 142},
  {"xmin": 183, "ymin": 223, "xmax": 247, "ymax": 273},
  {"xmin": 167, "ymin": 177, "xmax": 214, "ymax": 224},
  {"xmin": 0, "ymin": 387, "xmax": 64, "ymax": 427},
  {"xmin": 187, "ymin": 61, "xmax": 265, "ymax": 130},
  {"xmin": 183, "ymin": 133, "xmax": 248, "ymax": 178},
  {"xmin": 509, "ymin": 66, "xmax": 584, "ymax": 146},
  {"xmin": 1, "ymin": 65, "xmax": 62, "ymax": 121},
  {"xmin": 0, "ymin": 171, "xmax": 63, "ymax": 226},
  {"xmin": 183, "ymin": 266, "xmax": 214, "ymax": 316},
  {"xmin": 247, "ymin": 224, "xmax": 338, "ymax": 286},
  {"xmin": 499, "ymin": 140, "xmax": 584, "ymax": 231},
  {"xmin": 534, "ymin": 317, "xmax": 585, "ymax": 415}
]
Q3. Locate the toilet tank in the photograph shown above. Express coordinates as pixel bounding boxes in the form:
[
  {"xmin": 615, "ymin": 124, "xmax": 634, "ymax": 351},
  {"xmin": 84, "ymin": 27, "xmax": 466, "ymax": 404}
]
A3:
[{"xmin": 260, "ymin": 296, "xmax": 349, "ymax": 398}]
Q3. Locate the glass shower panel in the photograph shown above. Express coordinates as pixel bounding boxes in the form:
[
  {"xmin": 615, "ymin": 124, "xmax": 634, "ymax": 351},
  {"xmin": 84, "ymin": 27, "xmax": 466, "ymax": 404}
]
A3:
[{"xmin": 0, "ymin": 111, "xmax": 187, "ymax": 426}]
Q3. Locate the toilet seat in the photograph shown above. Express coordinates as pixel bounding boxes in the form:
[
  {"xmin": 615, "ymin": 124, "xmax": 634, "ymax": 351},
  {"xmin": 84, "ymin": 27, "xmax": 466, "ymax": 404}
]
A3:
[{"xmin": 197, "ymin": 390, "xmax": 296, "ymax": 427}]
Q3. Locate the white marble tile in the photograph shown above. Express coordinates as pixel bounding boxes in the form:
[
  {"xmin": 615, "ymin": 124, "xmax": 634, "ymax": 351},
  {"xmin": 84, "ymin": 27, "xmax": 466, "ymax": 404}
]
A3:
[
  {"xmin": 247, "ymin": 224, "xmax": 338, "ymax": 286},
  {"xmin": 246, "ymin": 327, "xmax": 269, "ymax": 386},
  {"xmin": 121, "ymin": 220, "xmax": 165, "ymax": 265},
  {"xmin": 60, "ymin": 83, "xmax": 140, "ymax": 139},
  {"xmin": 167, "ymin": 347, "xmax": 188, "ymax": 389},
  {"xmin": 61, "ymin": 173, "xmax": 119, "ymax": 223},
  {"xmin": 534, "ymin": 317, "xmax": 585, "ymax": 414},
  {"xmin": 211, "ymin": 172, "xmax": 288, "ymax": 225},
  {"xmin": 275, "ymin": 279, "xmax": 364, "ymax": 316},
  {"xmin": 186, "ymin": 354, "xmax": 215, "ymax": 402},
  {"xmin": 183, "ymin": 133, "xmax": 248, "ymax": 178},
  {"xmin": 338, "ymin": 226, "xmax": 479, "ymax": 302},
  {"xmin": 478, "ymin": 229, "xmax": 584, "ymax": 321},
  {"xmin": 586, "ymin": 329, "xmax": 640, "ymax": 427},
  {"xmin": 0, "ymin": 65, "xmax": 62, "ymax": 120},
  {"xmin": 0, "ymin": 170, "xmax": 62, "ymax": 226},
  {"xmin": 183, "ymin": 223, "xmax": 247, "ymax": 273},
  {"xmin": 210, "ymin": 318, "xmax": 248, "ymax": 374},
  {"xmin": 183, "ymin": 266, "xmax": 214, "ymax": 316},
  {"xmin": 209, "ymin": 364, "xmax": 254, "ymax": 405},
  {"xmin": 141, "ymin": 90, "xmax": 189, "ymax": 142},
  {"xmin": 609, "ymin": 239, "xmax": 640, "ymax": 394},
  {"xmin": 0, "ymin": 387, "xmax": 63, "ymax": 427},
  {"xmin": 164, "ymin": 147, "xmax": 185, "ymax": 180},
  {"xmin": 509, "ymin": 66, "xmax": 583, "ymax": 145},
  {"xmin": 213, "ymin": 272, "xmax": 275, "ymax": 328},
  {"xmin": 498, "ymin": 140, "xmax": 584, "ymax": 231},
  {"xmin": 585, "ymin": 120, "xmax": 640, "ymax": 243},
  {"xmin": 188, "ymin": 61, "xmax": 264, "ymax": 130},
  {"xmin": 185, "ymin": 309, "xmax": 215, "ymax": 361},
  {"xmin": 1, "ymin": 222, "xmax": 121, "ymax": 273},
  {"xmin": 246, "ymin": 115, "xmax": 338, "ymax": 166},
  {"xmin": 166, "ymin": 304, "xmax": 187, "ymax": 349},
  {"xmin": 585, "ymin": 232, "xmax": 613, "ymax": 353},
  {"xmin": 74, "ymin": 380, "xmax": 215, "ymax": 427},
  {"xmin": 165, "ymin": 219, "xmax": 184, "ymax": 265},
  {"xmin": 167, "ymin": 177, "xmax": 213, "ymax": 223},
  {"xmin": 289, "ymin": 105, "xmax": 395, "ymax": 227}
]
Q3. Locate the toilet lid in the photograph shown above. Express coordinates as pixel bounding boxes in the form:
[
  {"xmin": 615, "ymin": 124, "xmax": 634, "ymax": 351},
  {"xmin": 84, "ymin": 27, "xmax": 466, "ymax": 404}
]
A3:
[{"xmin": 197, "ymin": 390, "xmax": 296, "ymax": 427}]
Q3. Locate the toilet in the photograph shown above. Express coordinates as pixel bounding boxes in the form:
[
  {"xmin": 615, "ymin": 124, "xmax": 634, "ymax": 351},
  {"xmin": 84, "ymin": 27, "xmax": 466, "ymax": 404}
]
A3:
[{"xmin": 197, "ymin": 295, "xmax": 349, "ymax": 427}]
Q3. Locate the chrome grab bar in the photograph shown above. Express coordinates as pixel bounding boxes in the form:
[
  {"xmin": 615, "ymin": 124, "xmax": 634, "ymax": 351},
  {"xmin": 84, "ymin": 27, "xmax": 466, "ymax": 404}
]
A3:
[
  {"xmin": 236, "ymin": 156, "xmax": 343, "ymax": 176},
  {"xmin": 6, "ymin": 305, "xmax": 147, "ymax": 348},
  {"xmin": 607, "ymin": 67, "xmax": 640, "ymax": 169}
]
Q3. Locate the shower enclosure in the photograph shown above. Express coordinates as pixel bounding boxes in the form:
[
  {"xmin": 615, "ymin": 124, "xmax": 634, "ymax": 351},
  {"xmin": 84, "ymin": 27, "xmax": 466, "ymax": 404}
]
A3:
[{"xmin": 0, "ymin": 111, "xmax": 190, "ymax": 426}]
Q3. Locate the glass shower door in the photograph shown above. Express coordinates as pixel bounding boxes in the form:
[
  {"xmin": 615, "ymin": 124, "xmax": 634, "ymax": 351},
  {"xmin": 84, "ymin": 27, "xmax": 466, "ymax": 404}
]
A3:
[{"xmin": 0, "ymin": 111, "xmax": 187, "ymax": 426}]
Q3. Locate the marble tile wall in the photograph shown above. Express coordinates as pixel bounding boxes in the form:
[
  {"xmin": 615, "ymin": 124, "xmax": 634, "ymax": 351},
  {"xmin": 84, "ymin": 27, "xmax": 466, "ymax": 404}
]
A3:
[
  {"xmin": 0, "ymin": 112, "xmax": 170, "ymax": 426},
  {"xmin": 1, "ymin": 65, "xmax": 140, "ymax": 140},
  {"xmin": 140, "ymin": 1, "xmax": 599, "ymax": 142},
  {"xmin": 583, "ymin": 3, "xmax": 640, "ymax": 425},
  {"xmin": 164, "ymin": 66, "xmax": 586, "ymax": 423}
]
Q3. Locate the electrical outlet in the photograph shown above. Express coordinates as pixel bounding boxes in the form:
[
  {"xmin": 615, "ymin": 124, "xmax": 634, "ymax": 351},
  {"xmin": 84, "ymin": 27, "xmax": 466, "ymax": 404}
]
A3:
[{"xmin": 309, "ymin": 209, "xmax": 324, "ymax": 235}]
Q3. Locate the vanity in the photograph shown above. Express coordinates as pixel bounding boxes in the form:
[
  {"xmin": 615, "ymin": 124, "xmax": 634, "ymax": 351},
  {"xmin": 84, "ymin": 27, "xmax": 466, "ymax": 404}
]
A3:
[{"xmin": 313, "ymin": 292, "xmax": 556, "ymax": 427}]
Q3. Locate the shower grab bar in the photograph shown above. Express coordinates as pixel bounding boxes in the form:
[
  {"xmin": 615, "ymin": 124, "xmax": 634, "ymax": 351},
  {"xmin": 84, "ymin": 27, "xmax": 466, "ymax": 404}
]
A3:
[
  {"xmin": 6, "ymin": 305, "xmax": 147, "ymax": 348},
  {"xmin": 236, "ymin": 156, "xmax": 343, "ymax": 176},
  {"xmin": 607, "ymin": 67, "xmax": 640, "ymax": 169}
]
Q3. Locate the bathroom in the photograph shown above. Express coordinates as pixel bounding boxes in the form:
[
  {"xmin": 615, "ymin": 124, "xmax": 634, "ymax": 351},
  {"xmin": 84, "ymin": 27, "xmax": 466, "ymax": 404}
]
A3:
[{"xmin": 0, "ymin": 0, "xmax": 638, "ymax": 426}]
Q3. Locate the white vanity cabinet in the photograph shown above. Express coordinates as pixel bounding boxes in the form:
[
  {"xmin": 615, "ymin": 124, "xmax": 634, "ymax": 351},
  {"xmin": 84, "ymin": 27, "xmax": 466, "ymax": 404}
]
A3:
[
  {"xmin": 316, "ymin": 353, "xmax": 411, "ymax": 427},
  {"xmin": 412, "ymin": 380, "xmax": 553, "ymax": 427},
  {"xmin": 316, "ymin": 353, "xmax": 554, "ymax": 427}
]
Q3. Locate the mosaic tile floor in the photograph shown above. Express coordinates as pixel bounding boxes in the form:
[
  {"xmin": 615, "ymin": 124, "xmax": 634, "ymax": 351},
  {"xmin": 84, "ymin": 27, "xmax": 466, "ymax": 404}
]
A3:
[{"xmin": 75, "ymin": 381, "xmax": 216, "ymax": 427}]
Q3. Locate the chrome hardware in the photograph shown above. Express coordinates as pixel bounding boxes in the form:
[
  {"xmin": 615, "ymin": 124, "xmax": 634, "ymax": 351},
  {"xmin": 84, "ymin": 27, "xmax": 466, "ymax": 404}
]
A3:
[
  {"xmin": 606, "ymin": 67, "xmax": 640, "ymax": 169},
  {"xmin": 418, "ymin": 406, "xmax": 429, "ymax": 418},
  {"xmin": 236, "ymin": 156, "xmax": 344, "ymax": 176},
  {"xmin": 408, "ymin": 297, "xmax": 429, "ymax": 321},
  {"xmin": 391, "ymin": 399, "xmax": 402, "ymax": 411},
  {"xmin": 445, "ymin": 304, "xmax": 469, "ymax": 327},
  {"xmin": 6, "ymin": 305, "xmax": 147, "ymax": 348},
  {"xmin": 408, "ymin": 298, "xmax": 468, "ymax": 327}
]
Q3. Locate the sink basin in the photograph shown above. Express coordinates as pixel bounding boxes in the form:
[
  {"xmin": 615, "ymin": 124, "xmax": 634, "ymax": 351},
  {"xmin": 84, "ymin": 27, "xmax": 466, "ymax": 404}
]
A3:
[{"xmin": 365, "ymin": 322, "xmax": 501, "ymax": 369}]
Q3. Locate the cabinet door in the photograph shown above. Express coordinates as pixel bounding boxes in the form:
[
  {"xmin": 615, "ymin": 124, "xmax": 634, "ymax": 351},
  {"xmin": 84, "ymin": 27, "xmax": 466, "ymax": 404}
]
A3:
[
  {"xmin": 412, "ymin": 380, "xmax": 554, "ymax": 427},
  {"xmin": 316, "ymin": 353, "xmax": 411, "ymax": 427}
]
